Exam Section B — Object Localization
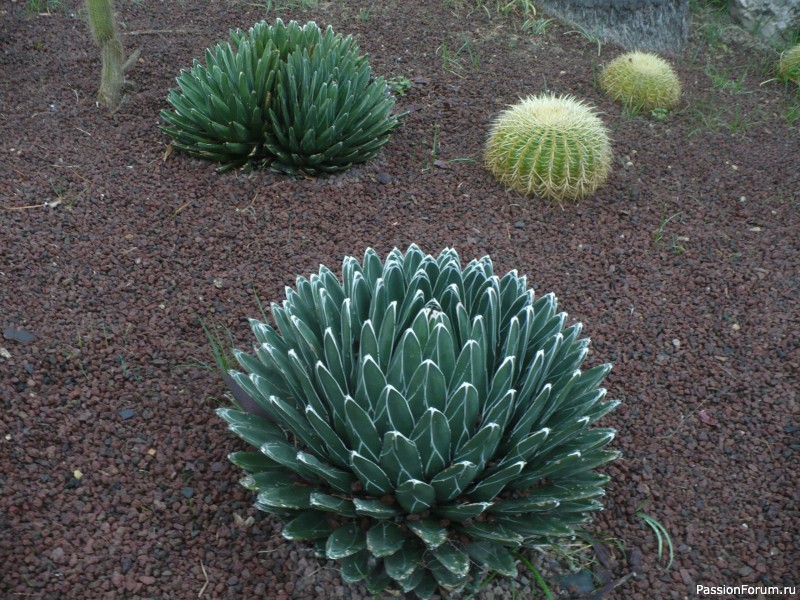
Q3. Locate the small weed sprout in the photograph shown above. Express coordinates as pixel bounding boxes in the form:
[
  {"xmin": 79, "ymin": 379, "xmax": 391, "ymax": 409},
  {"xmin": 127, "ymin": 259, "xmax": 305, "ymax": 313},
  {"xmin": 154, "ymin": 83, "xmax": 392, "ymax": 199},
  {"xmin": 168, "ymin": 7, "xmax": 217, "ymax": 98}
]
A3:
[{"xmin": 636, "ymin": 502, "xmax": 675, "ymax": 570}]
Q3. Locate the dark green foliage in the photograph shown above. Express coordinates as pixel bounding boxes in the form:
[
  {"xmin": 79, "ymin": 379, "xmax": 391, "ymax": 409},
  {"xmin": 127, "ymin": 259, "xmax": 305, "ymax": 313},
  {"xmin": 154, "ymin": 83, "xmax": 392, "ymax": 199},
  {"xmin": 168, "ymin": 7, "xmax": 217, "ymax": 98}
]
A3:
[
  {"xmin": 160, "ymin": 19, "xmax": 400, "ymax": 174},
  {"xmin": 216, "ymin": 245, "xmax": 619, "ymax": 598}
]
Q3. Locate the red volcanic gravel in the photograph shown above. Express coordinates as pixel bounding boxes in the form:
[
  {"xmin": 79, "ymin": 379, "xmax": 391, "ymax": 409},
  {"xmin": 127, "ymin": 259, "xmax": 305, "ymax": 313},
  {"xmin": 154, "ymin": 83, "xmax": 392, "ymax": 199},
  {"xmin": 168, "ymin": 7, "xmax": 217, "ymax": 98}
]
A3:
[{"xmin": 1, "ymin": 1, "xmax": 798, "ymax": 599}]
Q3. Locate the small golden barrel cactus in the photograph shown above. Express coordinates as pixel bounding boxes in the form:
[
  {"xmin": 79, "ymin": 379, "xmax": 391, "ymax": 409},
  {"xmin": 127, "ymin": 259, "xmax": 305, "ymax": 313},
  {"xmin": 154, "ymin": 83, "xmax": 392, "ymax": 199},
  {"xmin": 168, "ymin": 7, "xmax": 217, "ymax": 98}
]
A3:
[
  {"xmin": 600, "ymin": 51, "xmax": 681, "ymax": 112},
  {"xmin": 778, "ymin": 43, "xmax": 800, "ymax": 85},
  {"xmin": 485, "ymin": 93, "xmax": 612, "ymax": 201}
]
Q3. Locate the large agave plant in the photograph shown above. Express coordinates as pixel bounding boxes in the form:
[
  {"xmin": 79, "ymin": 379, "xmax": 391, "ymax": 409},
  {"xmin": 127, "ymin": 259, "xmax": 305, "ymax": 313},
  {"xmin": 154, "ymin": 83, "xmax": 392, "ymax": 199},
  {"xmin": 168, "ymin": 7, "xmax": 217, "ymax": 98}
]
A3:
[
  {"xmin": 160, "ymin": 19, "xmax": 400, "ymax": 174},
  {"xmin": 217, "ymin": 245, "xmax": 619, "ymax": 598}
]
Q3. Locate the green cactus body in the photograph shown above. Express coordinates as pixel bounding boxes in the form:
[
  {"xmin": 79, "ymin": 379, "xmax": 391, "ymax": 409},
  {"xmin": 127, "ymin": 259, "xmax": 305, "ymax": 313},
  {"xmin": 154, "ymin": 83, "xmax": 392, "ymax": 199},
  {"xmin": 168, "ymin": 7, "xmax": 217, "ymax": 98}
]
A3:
[
  {"xmin": 600, "ymin": 51, "xmax": 681, "ymax": 112},
  {"xmin": 216, "ymin": 245, "xmax": 619, "ymax": 599},
  {"xmin": 778, "ymin": 44, "xmax": 800, "ymax": 85},
  {"xmin": 86, "ymin": 0, "xmax": 126, "ymax": 108},
  {"xmin": 484, "ymin": 94, "xmax": 612, "ymax": 201}
]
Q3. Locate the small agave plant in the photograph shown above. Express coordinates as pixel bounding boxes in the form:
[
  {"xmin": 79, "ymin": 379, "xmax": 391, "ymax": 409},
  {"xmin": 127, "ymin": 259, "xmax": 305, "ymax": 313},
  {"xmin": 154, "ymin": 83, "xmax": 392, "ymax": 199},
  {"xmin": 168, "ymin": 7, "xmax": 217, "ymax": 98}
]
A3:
[
  {"xmin": 216, "ymin": 245, "xmax": 619, "ymax": 598},
  {"xmin": 161, "ymin": 19, "xmax": 400, "ymax": 173}
]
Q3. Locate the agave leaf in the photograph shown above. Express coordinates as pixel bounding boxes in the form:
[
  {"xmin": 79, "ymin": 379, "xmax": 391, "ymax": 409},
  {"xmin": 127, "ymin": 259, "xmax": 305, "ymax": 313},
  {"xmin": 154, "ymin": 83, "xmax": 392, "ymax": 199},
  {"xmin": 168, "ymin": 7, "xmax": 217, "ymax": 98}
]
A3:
[
  {"xmin": 386, "ymin": 329, "xmax": 423, "ymax": 391},
  {"xmin": 499, "ymin": 316, "xmax": 521, "ymax": 375},
  {"xmin": 466, "ymin": 460, "xmax": 526, "ymax": 502},
  {"xmin": 379, "ymin": 431, "xmax": 424, "ymax": 486},
  {"xmin": 309, "ymin": 492, "xmax": 357, "ymax": 517},
  {"xmin": 349, "ymin": 451, "xmax": 393, "ymax": 495},
  {"xmin": 444, "ymin": 382, "xmax": 480, "ymax": 452},
  {"xmin": 383, "ymin": 262, "xmax": 406, "ymax": 307},
  {"xmin": 495, "ymin": 427, "xmax": 550, "ymax": 469},
  {"xmin": 376, "ymin": 301, "xmax": 398, "ymax": 372},
  {"xmin": 259, "ymin": 440, "xmax": 319, "ymax": 482},
  {"xmin": 350, "ymin": 272, "xmax": 371, "ymax": 338},
  {"xmin": 364, "ymin": 564, "xmax": 393, "ymax": 594},
  {"xmin": 400, "ymin": 245, "xmax": 425, "ymax": 280},
  {"xmin": 304, "ymin": 406, "xmax": 350, "ymax": 469},
  {"xmin": 406, "ymin": 359, "xmax": 447, "ymax": 418},
  {"xmin": 451, "ymin": 422, "xmax": 502, "ymax": 470},
  {"xmin": 373, "ymin": 385, "xmax": 414, "ymax": 437},
  {"xmin": 227, "ymin": 423, "xmax": 285, "ymax": 451},
  {"xmin": 353, "ymin": 498, "xmax": 402, "ymax": 519},
  {"xmin": 487, "ymin": 495, "xmax": 561, "ymax": 514},
  {"xmin": 434, "ymin": 502, "xmax": 492, "ymax": 522},
  {"xmin": 344, "ymin": 397, "xmax": 381, "ymax": 462},
  {"xmin": 428, "ymin": 555, "xmax": 467, "ymax": 591},
  {"xmin": 228, "ymin": 450, "xmax": 281, "ymax": 473},
  {"xmin": 496, "ymin": 514, "xmax": 574, "ymax": 538},
  {"xmin": 461, "ymin": 521, "xmax": 523, "ymax": 545},
  {"xmin": 486, "ymin": 355, "xmax": 516, "ymax": 412},
  {"xmin": 545, "ymin": 388, "xmax": 607, "ymax": 431},
  {"xmin": 368, "ymin": 279, "xmax": 389, "ymax": 336},
  {"xmin": 399, "ymin": 567, "xmax": 425, "ymax": 593},
  {"xmin": 339, "ymin": 549, "xmax": 369, "ymax": 583},
  {"xmin": 411, "ymin": 572, "xmax": 438, "ymax": 599},
  {"xmin": 313, "ymin": 362, "xmax": 346, "ymax": 433},
  {"xmin": 556, "ymin": 427, "xmax": 616, "ymax": 456},
  {"xmin": 285, "ymin": 349, "xmax": 327, "ymax": 413},
  {"xmin": 568, "ymin": 363, "xmax": 613, "ymax": 400},
  {"xmin": 451, "ymin": 335, "xmax": 487, "ymax": 399},
  {"xmin": 217, "ymin": 407, "xmax": 284, "ymax": 440},
  {"xmin": 432, "ymin": 542, "xmax": 470, "ymax": 578},
  {"xmin": 423, "ymin": 321, "xmax": 456, "ymax": 384},
  {"xmin": 504, "ymin": 383, "xmax": 552, "ymax": 452},
  {"xmin": 258, "ymin": 485, "xmax": 316, "ymax": 510},
  {"xmin": 410, "ymin": 408, "xmax": 451, "ymax": 478},
  {"xmin": 408, "ymin": 519, "xmax": 448, "ymax": 549},
  {"xmin": 281, "ymin": 510, "xmax": 332, "ymax": 541},
  {"xmin": 481, "ymin": 388, "xmax": 517, "ymax": 432},
  {"xmin": 366, "ymin": 521, "xmax": 405, "ymax": 557},
  {"xmin": 409, "ymin": 307, "xmax": 432, "ymax": 350},
  {"xmin": 537, "ymin": 369, "xmax": 581, "ymax": 425},
  {"xmin": 395, "ymin": 479, "xmax": 436, "ymax": 514},
  {"xmin": 583, "ymin": 398, "xmax": 621, "ymax": 425},
  {"xmin": 513, "ymin": 450, "xmax": 583, "ymax": 487},
  {"xmin": 296, "ymin": 451, "xmax": 355, "ymax": 494},
  {"xmin": 465, "ymin": 541, "xmax": 518, "ymax": 577},
  {"xmin": 430, "ymin": 461, "xmax": 479, "ymax": 503},
  {"xmin": 354, "ymin": 354, "xmax": 385, "ymax": 415},
  {"xmin": 362, "ymin": 248, "xmax": 384, "ymax": 291},
  {"xmin": 384, "ymin": 541, "xmax": 424, "ymax": 582},
  {"xmin": 239, "ymin": 469, "xmax": 296, "ymax": 491},
  {"xmin": 267, "ymin": 395, "xmax": 326, "ymax": 457},
  {"xmin": 358, "ymin": 321, "xmax": 380, "ymax": 373},
  {"xmin": 233, "ymin": 348, "xmax": 276, "ymax": 383},
  {"xmin": 325, "ymin": 523, "xmax": 366, "ymax": 559}
]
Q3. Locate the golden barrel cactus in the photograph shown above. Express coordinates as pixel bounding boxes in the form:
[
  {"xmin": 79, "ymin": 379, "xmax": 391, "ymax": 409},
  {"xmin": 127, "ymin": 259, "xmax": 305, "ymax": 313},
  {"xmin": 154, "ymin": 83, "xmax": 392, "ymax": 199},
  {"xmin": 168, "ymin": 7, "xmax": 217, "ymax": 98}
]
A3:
[
  {"xmin": 485, "ymin": 93, "xmax": 612, "ymax": 201},
  {"xmin": 600, "ymin": 51, "xmax": 681, "ymax": 112},
  {"xmin": 778, "ymin": 44, "xmax": 800, "ymax": 85}
]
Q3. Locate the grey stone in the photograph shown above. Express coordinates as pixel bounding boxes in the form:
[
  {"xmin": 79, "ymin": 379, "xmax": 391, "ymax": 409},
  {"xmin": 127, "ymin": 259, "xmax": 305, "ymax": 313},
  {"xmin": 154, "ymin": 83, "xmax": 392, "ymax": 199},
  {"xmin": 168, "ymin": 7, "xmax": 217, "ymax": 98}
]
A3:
[
  {"xmin": 730, "ymin": 0, "xmax": 800, "ymax": 42},
  {"xmin": 536, "ymin": 0, "xmax": 690, "ymax": 53}
]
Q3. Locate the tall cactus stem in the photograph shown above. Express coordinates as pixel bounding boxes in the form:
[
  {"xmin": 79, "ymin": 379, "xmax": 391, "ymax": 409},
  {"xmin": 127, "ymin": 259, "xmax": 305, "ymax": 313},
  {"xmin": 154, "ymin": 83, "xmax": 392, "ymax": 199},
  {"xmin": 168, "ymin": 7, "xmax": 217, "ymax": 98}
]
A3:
[{"xmin": 86, "ymin": 0, "xmax": 126, "ymax": 109}]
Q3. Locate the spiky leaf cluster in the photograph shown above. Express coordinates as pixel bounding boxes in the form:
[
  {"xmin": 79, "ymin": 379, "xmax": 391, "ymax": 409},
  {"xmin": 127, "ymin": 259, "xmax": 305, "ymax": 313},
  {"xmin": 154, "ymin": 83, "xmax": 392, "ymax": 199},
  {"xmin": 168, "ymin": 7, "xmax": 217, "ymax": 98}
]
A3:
[
  {"xmin": 218, "ymin": 245, "xmax": 619, "ymax": 599},
  {"xmin": 485, "ymin": 93, "xmax": 612, "ymax": 201},
  {"xmin": 778, "ymin": 43, "xmax": 800, "ymax": 86},
  {"xmin": 160, "ymin": 19, "xmax": 400, "ymax": 173},
  {"xmin": 600, "ymin": 51, "xmax": 682, "ymax": 112}
]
